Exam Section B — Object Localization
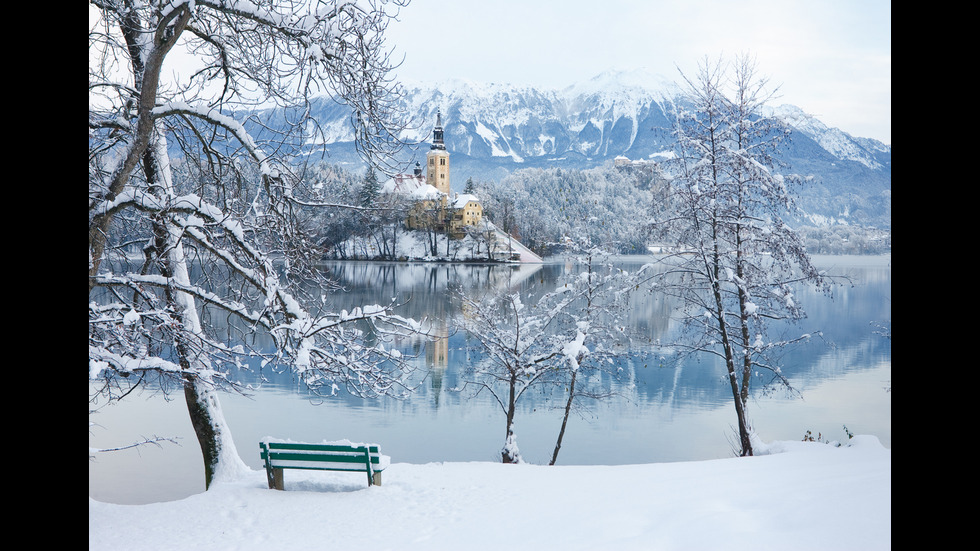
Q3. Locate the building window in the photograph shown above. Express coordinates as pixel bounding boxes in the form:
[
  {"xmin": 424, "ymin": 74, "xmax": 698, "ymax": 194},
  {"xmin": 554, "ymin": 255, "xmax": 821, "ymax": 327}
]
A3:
[{"xmin": 440, "ymin": 158, "xmax": 446, "ymax": 165}]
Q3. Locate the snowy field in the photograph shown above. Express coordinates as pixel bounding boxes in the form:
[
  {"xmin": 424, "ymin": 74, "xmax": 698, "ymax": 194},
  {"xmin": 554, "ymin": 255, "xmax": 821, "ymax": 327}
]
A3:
[{"xmin": 89, "ymin": 435, "xmax": 890, "ymax": 550}]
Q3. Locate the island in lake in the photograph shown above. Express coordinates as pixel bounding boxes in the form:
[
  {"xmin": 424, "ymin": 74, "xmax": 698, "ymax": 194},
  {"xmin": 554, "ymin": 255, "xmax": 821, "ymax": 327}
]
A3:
[{"xmin": 324, "ymin": 111, "xmax": 542, "ymax": 264}]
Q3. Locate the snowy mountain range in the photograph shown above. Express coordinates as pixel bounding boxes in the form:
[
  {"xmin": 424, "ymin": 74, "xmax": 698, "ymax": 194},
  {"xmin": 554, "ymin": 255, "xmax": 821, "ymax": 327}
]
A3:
[{"xmin": 297, "ymin": 68, "xmax": 891, "ymax": 228}]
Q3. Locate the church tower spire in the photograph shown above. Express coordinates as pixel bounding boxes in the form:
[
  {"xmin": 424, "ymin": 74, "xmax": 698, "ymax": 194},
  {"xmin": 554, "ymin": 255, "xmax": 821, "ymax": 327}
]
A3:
[
  {"xmin": 426, "ymin": 110, "xmax": 450, "ymax": 195},
  {"xmin": 431, "ymin": 110, "xmax": 445, "ymax": 150}
]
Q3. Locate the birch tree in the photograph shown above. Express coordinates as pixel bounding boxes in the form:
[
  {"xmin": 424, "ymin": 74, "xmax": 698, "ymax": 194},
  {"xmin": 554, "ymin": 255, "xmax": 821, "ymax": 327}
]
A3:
[
  {"xmin": 89, "ymin": 0, "xmax": 418, "ymax": 489},
  {"xmin": 648, "ymin": 55, "xmax": 828, "ymax": 456}
]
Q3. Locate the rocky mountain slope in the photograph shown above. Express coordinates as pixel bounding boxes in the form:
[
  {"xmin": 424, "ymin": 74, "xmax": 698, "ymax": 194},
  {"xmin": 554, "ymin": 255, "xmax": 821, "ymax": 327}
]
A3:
[{"xmin": 294, "ymin": 69, "xmax": 891, "ymax": 229}]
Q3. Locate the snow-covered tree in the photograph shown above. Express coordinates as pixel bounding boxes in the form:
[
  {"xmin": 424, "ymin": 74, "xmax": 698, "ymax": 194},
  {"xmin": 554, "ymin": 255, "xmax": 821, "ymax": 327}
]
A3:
[
  {"xmin": 458, "ymin": 244, "xmax": 636, "ymax": 464},
  {"xmin": 478, "ymin": 165, "xmax": 654, "ymax": 256},
  {"xmin": 458, "ymin": 290, "xmax": 567, "ymax": 463},
  {"xmin": 89, "ymin": 0, "xmax": 419, "ymax": 489},
  {"xmin": 464, "ymin": 218, "xmax": 499, "ymax": 262},
  {"xmin": 301, "ymin": 162, "xmax": 362, "ymax": 257},
  {"xmin": 647, "ymin": 55, "xmax": 828, "ymax": 457},
  {"xmin": 547, "ymin": 243, "xmax": 636, "ymax": 465},
  {"xmin": 359, "ymin": 166, "xmax": 381, "ymax": 207},
  {"xmin": 364, "ymin": 189, "xmax": 410, "ymax": 259}
]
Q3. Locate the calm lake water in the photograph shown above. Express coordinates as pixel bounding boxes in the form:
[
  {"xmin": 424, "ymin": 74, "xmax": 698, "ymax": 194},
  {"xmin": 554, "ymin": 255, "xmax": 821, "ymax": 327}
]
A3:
[{"xmin": 89, "ymin": 254, "xmax": 891, "ymax": 505}]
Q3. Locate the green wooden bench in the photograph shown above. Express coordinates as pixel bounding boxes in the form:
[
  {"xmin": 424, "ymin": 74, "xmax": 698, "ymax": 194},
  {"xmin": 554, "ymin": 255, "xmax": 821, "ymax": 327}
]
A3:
[{"xmin": 259, "ymin": 440, "xmax": 388, "ymax": 489}]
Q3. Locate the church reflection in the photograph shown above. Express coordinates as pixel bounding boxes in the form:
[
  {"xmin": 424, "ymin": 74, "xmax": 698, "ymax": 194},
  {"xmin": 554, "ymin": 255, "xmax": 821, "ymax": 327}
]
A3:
[
  {"xmin": 318, "ymin": 259, "xmax": 558, "ymax": 407},
  {"xmin": 425, "ymin": 319, "xmax": 449, "ymax": 406}
]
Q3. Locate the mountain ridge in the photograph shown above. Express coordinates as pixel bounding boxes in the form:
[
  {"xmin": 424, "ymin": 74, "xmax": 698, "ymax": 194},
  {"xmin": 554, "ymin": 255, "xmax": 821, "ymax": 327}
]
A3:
[{"xmin": 288, "ymin": 69, "xmax": 890, "ymax": 229}]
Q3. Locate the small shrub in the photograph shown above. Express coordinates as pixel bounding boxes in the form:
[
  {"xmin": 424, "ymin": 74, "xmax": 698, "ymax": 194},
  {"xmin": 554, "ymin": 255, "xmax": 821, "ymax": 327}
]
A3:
[
  {"xmin": 803, "ymin": 425, "xmax": 854, "ymax": 447},
  {"xmin": 802, "ymin": 430, "xmax": 823, "ymax": 443}
]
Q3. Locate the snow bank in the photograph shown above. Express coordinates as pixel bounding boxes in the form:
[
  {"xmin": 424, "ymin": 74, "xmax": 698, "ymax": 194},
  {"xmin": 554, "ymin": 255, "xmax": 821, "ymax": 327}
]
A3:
[{"xmin": 89, "ymin": 436, "xmax": 890, "ymax": 550}]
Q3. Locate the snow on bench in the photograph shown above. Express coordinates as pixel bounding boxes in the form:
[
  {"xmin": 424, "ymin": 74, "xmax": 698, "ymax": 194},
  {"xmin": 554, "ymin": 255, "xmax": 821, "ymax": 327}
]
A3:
[{"xmin": 259, "ymin": 439, "xmax": 389, "ymax": 489}]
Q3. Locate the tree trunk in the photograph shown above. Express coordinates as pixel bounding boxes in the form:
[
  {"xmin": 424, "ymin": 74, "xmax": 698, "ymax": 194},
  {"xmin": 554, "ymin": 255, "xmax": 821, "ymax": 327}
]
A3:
[
  {"xmin": 549, "ymin": 368, "xmax": 577, "ymax": 465},
  {"xmin": 184, "ymin": 378, "xmax": 220, "ymax": 488},
  {"xmin": 707, "ymin": 216, "xmax": 752, "ymax": 457},
  {"xmin": 88, "ymin": 7, "xmax": 191, "ymax": 292},
  {"xmin": 736, "ymin": 239, "xmax": 753, "ymax": 410},
  {"xmin": 501, "ymin": 374, "xmax": 521, "ymax": 463},
  {"xmin": 726, "ymin": 363, "xmax": 753, "ymax": 456},
  {"xmin": 710, "ymin": 255, "xmax": 753, "ymax": 456},
  {"xmin": 148, "ymin": 127, "xmax": 247, "ymax": 489}
]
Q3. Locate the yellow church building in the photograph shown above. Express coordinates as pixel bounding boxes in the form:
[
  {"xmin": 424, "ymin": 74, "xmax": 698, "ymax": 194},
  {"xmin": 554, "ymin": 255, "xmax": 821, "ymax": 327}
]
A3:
[{"xmin": 388, "ymin": 111, "xmax": 484, "ymax": 238}]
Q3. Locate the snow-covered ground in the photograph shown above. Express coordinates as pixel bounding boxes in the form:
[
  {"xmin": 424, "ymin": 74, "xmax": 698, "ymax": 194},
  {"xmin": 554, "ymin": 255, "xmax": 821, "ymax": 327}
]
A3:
[{"xmin": 89, "ymin": 435, "xmax": 890, "ymax": 550}]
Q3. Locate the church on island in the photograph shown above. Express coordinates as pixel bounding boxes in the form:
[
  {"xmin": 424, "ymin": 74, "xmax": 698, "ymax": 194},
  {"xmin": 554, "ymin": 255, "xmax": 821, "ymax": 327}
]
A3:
[
  {"xmin": 382, "ymin": 111, "xmax": 485, "ymax": 239},
  {"xmin": 377, "ymin": 111, "xmax": 542, "ymax": 263}
]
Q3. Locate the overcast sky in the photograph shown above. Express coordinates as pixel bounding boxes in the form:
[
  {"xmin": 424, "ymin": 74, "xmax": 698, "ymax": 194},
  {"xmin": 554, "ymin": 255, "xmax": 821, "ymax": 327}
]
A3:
[{"xmin": 385, "ymin": 0, "xmax": 891, "ymax": 144}]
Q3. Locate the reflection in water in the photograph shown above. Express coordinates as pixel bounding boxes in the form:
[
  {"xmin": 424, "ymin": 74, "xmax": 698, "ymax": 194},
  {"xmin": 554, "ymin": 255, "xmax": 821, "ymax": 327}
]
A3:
[
  {"xmin": 426, "ymin": 319, "xmax": 449, "ymax": 406},
  {"xmin": 89, "ymin": 255, "xmax": 890, "ymax": 505}
]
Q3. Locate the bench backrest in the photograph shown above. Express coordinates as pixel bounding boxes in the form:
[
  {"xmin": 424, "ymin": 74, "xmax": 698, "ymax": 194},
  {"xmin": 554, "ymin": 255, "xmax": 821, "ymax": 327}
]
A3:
[{"xmin": 259, "ymin": 442, "xmax": 384, "ymax": 473}]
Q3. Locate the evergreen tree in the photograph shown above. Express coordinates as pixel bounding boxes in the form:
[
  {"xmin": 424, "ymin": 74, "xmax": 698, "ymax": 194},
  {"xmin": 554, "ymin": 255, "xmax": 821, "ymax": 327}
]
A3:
[{"xmin": 359, "ymin": 166, "xmax": 380, "ymax": 207}]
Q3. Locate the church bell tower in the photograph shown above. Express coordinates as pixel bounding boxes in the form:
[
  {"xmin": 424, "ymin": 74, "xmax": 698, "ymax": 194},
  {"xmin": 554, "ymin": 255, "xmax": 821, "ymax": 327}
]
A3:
[{"xmin": 426, "ymin": 110, "xmax": 451, "ymax": 195}]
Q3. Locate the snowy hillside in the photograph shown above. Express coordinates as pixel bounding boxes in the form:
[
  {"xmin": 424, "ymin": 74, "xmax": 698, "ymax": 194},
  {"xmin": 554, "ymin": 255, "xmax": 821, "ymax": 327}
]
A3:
[{"xmin": 767, "ymin": 104, "xmax": 889, "ymax": 170}]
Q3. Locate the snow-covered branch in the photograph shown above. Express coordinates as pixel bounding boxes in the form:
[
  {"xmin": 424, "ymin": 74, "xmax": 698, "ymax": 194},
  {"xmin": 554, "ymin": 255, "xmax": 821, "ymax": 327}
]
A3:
[{"xmin": 90, "ymin": 0, "xmax": 419, "ymax": 487}]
